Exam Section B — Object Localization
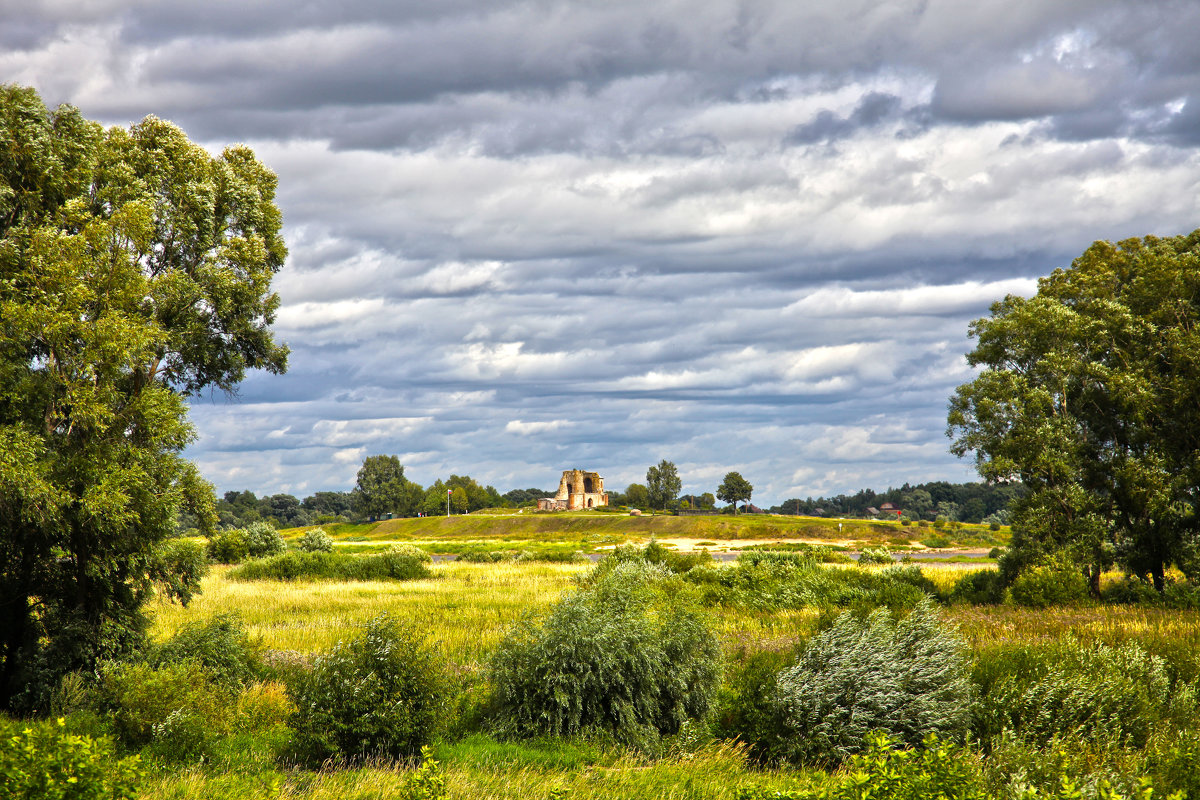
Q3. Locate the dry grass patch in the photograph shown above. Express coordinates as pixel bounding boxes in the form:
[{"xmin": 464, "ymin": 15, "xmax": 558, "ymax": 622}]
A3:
[{"xmin": 149, "ymin": 561, "xmax": 586, "ymax": 662}]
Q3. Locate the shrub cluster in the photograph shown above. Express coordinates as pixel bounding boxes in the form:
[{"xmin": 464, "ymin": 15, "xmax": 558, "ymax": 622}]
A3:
[
  {"xmin": 771, "ymin": 600, "xmax": 972, "ymax": 766},
  {"xmin": 858, "ymin": 546, "xmax": 896, "ymax": 565},
  {"xmin": 297, "ymin": 527, "xmax": 335, "ymax": 553},
  {"xmin": 228, "ymin": 550, "xmax": 430, "ymax": 582},
  {"xmin": 0, "ymin": 717, "xmax": 142, "ymax": 800},
  {"xmin": 244, "ymin": 522, "xmax": 286, "ymax": 559},
  {"xmin": 684, "ymin": 554, "xmax": 936, "ymax": 613},
  {"xmin": 148, "ymin": 613, "xmax": 265, "ymax": 689},
  {"xmin": 287, "ymin": 615, "xmax": 447, "ymax": 764},
  {"xmin": 489, "ymin": 559, "xmax": 722, "ymax": 749},
  {"xmin": 972, "ymin": 640, "xmax": 1192, "ymax": 748},
  {"xmin": 206, "ymin": 529, "xmax": 249, "ymax": 564}
]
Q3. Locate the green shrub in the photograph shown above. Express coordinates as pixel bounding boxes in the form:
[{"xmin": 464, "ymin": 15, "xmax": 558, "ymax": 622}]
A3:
[
  {"xmin": 921, "ymin": 535, "xmax": 952, "ymax": 549},
  {"xmin": 1146, "ymin": 727, "xmax": 1200, "ymax": 799},
  {"xmin": 297, "ymin": 527, "xmax": 334, "ymax": 553},
  {"xmin": 149, "ymin": 614, "xmax": 264, "ymax": 689},
  {"xmin": 737, "ymin": 731, "xmax": 987, "ymax": 800},
  {"xmin": 229, "ymin": 550, "xmax": 430, "ymax": 582},
  {"xmin": 1009, "ymin": 564, "xmax": 1089, "ymax": 607},
  {"xmin": 244, "ymin": 522, "xmax": 286, "ymax": 559},
  {"xmin": 972, "ymin": 640, "xmax": 1187, "ymax": 748},
  {"xmin": 99, "ymin": 661, "xmax": 234, "ymax": 759},
  {"xmin": 692, "ymin": 555, "xmax": 932, "ymax": 614},
  {"xmin": 288, "ymin": 615, "xmax": 448, "ymax": 764},
  {"xmin": 714, "ymin": 647, "xmax": 796, "ymax": 763},
  {"xmin": 948, "ymin": 570, "xmax": 1005, "ymax": 605},
  {"xmin": 0, "ymin": 717, "xmax": 142, "ymax": 800},
  {"xmin": 858, "ymin": 546, "xmax": 895, "ymax": 565},
  {"xmin": 771, "ymin": 600, "xmax": 971, "ymax": 766},
  {"xmin": 400, "ymin": 747, "xmax": 447, "ymax": 800},
  {"xmin": 489, "ymin": 560, "xmax": 722, "ymax": 749},
  {"xmin": 390, "ymin": 544, "xmax": 432, "ymax": 563},
  {"xmin": 206, "ymin": 529, "xmax": 249, "ymax": 564}
]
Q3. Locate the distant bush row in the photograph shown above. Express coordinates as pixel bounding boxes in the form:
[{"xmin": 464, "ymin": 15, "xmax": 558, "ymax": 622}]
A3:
[{"xmin": 228, "ymin": 547, "xmax": 431, "ymax": 582}]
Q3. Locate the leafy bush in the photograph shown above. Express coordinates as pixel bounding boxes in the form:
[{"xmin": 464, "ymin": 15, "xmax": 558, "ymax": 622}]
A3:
[
  {"xmin": 737, "ymin": 732, "xmax": 986, "ymax": 800},
  {"xmin": 149, "ymin": 614, "xmax": 264, "ymax": 689},
  {"xmin": 244, "ymin": 521, "xmax": 286, "ymax": 559},
  {"xmin": 858, "ymin": 546, "xmax": 895, "ymax": 565},
  {"xmin": 771, "ymin": 599, "xmax": 972, "ymax": 765},
  {"xmin": 1009, "ymin": 564, "xmax": 1089, "ymax": 607},
  {"xmin": 400, "ymin": 747, "xmax": 448, "ymax": 800},
  {"xmin": 98, "ymin": 661, "xmax": 234, "ymax": 760},
  {"xmin": 948, "ymin": 570, "xmax": 1005, "ymax": 605},
  {"xmin": 687, "ymin": 555, "xmax": 933, "ymax": 614},
  {"xmin": 714, "ymin": 647, "xmax": 796, "ymax": 763},
  {"xmin": 972, "ymin": 640, "xmax": 1188, "ymax": 748},
  {"xmin": 922, "ymin": 535, "xmax": 952, "ymax": 549},
  {"xmin": 297, "ymin": 527, "xmax": 335, "ymax": 553},
  {"xmin": 390, "ymin": 544, "xmax": 432, "ymax": 563},
  {"xmin": 489, "ymin": 560, "xmax": 722, "ymax": 749},
  {"xmin": 288, "ymin": 615, "xmax": 448, "ymax": 764},
  {"xmin": 0, "ymin": 717, "xmax": 142, "ymax": 800},
  {"xmin": 735, "ymin": 544, "xmax": 852, "ymax": 563},
  {"xmin": 228, "ymin": 550, "xmax": 430, "ymax": 581},
  {"xmin": 206, "ymin": 528, "xmax": 249, "ymax": 564}
]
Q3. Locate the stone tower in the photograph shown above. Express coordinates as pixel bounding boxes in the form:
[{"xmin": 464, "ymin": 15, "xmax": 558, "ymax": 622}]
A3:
[{"xmin": 538, "ymin": 469, "xmax": 608, "ymax": 510}]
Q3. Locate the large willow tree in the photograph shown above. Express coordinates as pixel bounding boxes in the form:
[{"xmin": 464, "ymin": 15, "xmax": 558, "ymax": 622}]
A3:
[
  {"xmin": 948, "ymin": 231, "xmax": 1200, "ymax": 593},
  {"xmin": 0, "ymin": 85, "xmax": 288, "ymax": 710}
]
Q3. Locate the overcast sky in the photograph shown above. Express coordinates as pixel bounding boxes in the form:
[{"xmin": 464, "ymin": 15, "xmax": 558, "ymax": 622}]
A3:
[{"xmin": 7, "ymin": 1, "xmax": 1200, "ymax": 504}]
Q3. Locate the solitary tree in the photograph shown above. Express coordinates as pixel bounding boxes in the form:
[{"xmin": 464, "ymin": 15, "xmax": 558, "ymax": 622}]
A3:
[
  {"xmin": 646, "ymin": 460, "xmax": 682, "ymax": 510},
  {"xmin": 948, "ymin": 231, "xmax": 1200, "ymax": 593},
  {"xmin": 716, "ymin": 472, "xmax": 754, "ymax": 513},
  {"xmin": 352, "ymin": 455, "xmax": 420, "ymax": 519},
  {"xmin": 0, "ymin": 86, "xmax": 288, "ymax": 710}
]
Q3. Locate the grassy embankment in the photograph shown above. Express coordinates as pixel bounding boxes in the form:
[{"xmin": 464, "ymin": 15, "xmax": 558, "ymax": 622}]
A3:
[{"xmin": 284, "ymin": 512, "xmax": 1008, "ymax": 554}]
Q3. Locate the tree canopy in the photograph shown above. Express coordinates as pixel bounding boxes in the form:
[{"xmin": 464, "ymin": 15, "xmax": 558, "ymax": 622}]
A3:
[
  {"xmin": 0, "ymin": 85, "xmax": 288, "ymax": 710},
  {"xmin": 948, "ymin": 230, "xmax": 1200, "ymax": 592},
  {"xmin": 646, "ymin": 460, "xmax": 682, "ymax": 510},
  {"xmin": 352, "ymin": 455, "xmax": 421, "ymax": 519},
  {"xmin": 716, "ymin": 471, "xmax": 753, "ymax": 512}
]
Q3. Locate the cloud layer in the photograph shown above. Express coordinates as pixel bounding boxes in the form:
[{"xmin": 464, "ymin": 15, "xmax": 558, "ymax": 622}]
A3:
[{"xmin": 8, "ymin": 1, "xmax": 1200, "ymax": 502}]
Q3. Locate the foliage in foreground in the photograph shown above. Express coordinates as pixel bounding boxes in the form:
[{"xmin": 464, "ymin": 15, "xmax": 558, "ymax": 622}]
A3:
[
  {"xmin": 0, "ymin": 716, "xmax": 141, "ymax": 800},
  {"xmin": 771, "ymin": 600, "xmax": 972, "ymax": 766},
  {"xmin": 287, "ymin": 615, "xmax": 448, "ymax": 765},
  {"xmin": 972, "ymin": 639, "xmax": 1194, "ymax": 748},
  {"xmin": 736, "ymin": 731, "xmax": 1183, "ymax": 800},
  {"xmin": 489, "ymin": 559, "xmax": 722, "ymax": 748},
  {"xmin": 0, "ymin": 84, "xmax": 287, "ymax": 712}
]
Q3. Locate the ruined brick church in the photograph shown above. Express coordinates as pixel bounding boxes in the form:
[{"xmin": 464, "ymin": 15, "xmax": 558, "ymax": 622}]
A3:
[{"xmin": 536, "ymin": 469, "xmax": 609, "ymax": 511}]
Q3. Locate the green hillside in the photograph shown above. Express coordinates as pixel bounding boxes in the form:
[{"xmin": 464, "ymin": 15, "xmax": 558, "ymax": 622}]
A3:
[{"xmin": 284, "ymin": 512, "xmax": 1006, "ymax": 549}]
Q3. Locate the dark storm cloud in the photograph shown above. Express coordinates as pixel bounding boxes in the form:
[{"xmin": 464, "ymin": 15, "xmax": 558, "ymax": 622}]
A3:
[{"xmin": 8, "ymin": 0, "xmax": 1200, "ymax": 501}]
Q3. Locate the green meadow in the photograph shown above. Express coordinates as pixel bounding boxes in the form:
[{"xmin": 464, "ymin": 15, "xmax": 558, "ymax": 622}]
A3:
[{"xmin": 9, "ymin": 521, "xmax": 1199, "ymax": 800}]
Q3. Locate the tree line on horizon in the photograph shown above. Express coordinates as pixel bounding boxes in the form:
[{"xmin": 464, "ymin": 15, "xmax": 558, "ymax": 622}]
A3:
[{"xmin": 197, "ymin": 454, "xmax": 1024, "ymax": 531}]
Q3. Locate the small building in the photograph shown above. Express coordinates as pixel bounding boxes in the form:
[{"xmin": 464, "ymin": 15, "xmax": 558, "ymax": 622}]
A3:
[{"xmin": 536, "ymin": 469, "xmax": 609, "ymax": 511}]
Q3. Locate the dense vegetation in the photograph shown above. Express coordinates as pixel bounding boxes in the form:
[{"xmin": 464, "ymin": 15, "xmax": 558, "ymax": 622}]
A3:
[
  {"xmin": 0, "ymin": 85, "xmax": 287, "ymax": 714},
  {"xmin": 3, "ymin": 534, "xmax": 1198, "ymax": 799}
]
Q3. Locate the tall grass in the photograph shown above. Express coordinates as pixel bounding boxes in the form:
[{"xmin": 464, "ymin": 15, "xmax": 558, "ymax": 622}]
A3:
[{"xmin": 149, "ymin": 562, "xmax": 584, "ymax": 661}]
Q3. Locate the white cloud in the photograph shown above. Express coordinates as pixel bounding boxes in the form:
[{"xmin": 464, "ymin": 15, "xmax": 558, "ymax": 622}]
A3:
[{"xmin": 8, "ymin": 0, "xmax": 1198, "ymax": 503}]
